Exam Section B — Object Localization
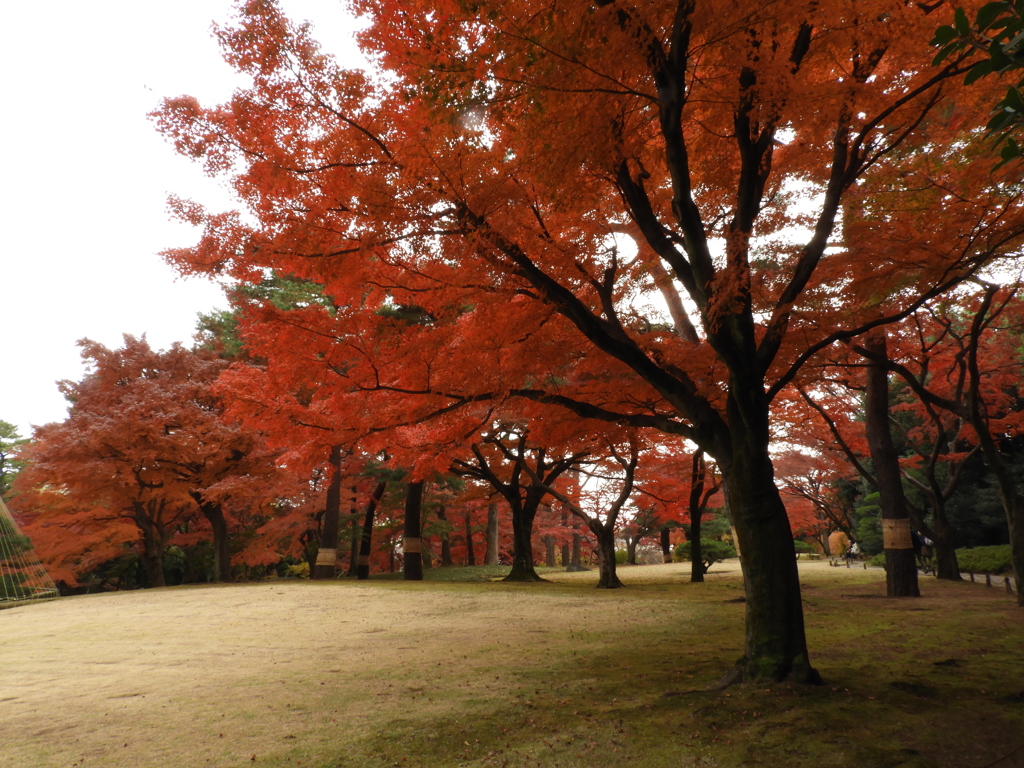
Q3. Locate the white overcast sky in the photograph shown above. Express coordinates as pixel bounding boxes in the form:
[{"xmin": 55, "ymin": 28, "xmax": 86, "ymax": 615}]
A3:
[{"xmin": 1, "ymin": 0, "xmax": 365, "ymax": 437}]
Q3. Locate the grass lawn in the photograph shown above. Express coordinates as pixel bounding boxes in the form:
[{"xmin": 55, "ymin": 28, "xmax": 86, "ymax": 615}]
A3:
[{"xmin": 0, "ymin": 561, "xmax": 1021, "ymax": 768}]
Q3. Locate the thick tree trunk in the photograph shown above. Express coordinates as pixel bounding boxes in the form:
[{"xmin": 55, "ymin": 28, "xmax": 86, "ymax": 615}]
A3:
[
  {"xmin": 134, "ymin": 501, "xmax": 167, "ymax": 588},
  {"xmin": 864, "ymin": 332, "xmax": 920, "ymax": 597},
  {"xmin": 571, "ymin": 531, "xmax": 581, "ymax": 567},
  {"xmin": 725, "ymin": 452, "xmax": 819, "ymax": 684},
  {"xmin": 660, "ymin": 526, "xmax": 672, "ymax": 563},
  {"xmin": 357, "ymin": 482, "xmax": 387, "ymax": 580},
  {"xmin": 503, "ymin": 492, "xmax": 544, "ymax": 582},
  {"xmin": 190, "ymin": 492, "xmax": 232, "ymax": 583},
  {"xmin": 465, "ymin": 511, "xmax": 476, "ymax": 565},
  {"xmin": 404, "ymin": 481, "xmax": 425, "ymax": 581},
  {"xmin": 929, "ymin": 503, "xmax": 962, "ymax": 581},
  {"xmin": 591, "ymin": 523, "xmax": 624, "ymax": 589},
  {"xmin": 313, "ymin": 445, "xmax": 343, "ymax": 580},
  {"xmin": 484, "ymin": 503, "xmax": 499, "ymax": 565},
  {"xmin": 205, "ymin": 502, "xmax": 232, "ymax": 583}
]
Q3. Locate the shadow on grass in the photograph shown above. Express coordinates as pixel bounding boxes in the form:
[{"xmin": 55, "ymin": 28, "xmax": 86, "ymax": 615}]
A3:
[{"xmin": 337, "ymin": 568, "xmax": 1023, "ymax": 768}]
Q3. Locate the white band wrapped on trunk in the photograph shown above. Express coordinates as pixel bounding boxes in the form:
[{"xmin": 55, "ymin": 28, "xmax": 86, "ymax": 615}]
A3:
[
  {"xmin": 881, "ymin": 518, "xmax": 913, "ymax": 550},
  {"xmin": 315, "ymin": 548, "xmax": 337, "ymax": 565}
]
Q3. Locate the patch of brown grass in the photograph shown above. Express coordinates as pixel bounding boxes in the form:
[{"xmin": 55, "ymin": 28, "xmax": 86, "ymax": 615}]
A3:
[{"xmin": 1, "ymin": 561, "xmax": 1021, "ymax": 768}]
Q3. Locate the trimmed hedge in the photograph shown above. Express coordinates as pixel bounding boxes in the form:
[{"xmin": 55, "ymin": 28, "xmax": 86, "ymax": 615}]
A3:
[{"xmin": 955, "ymin": 545, "xmax": 1013, "ymax": 575}]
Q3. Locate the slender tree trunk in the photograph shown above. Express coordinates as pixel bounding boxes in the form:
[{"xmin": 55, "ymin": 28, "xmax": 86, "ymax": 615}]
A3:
[
  {"xmin": 465, "ymin": 511, "xmax": 476, "ymax": 566},
  {"xmin": 689, "ymin": 450, "xmax": 708, "ymax": 584},
  {"xmin": 544, "ymin": 535, "xmax": 556, "ymax": 567},
  {"xmin": 484, "ymin": 502, "xmax": 499, "ymax": 565},
  {"xmin": 625, "ymin": 536, "xmax": 638, "ymax": 565},
  {"xmin": 421, "ymin": 535, "xmax": 433, "ymax": 569},
  {"xmin": 961, "ymin": 287, "xmax": 1024, "ymax": 606},
  {"xmin": 561, "ymin": 510, "xmax": 571, "ymax": 566},
  {"xmin": 689, "ymin": 510, "xmax": 704, "ymax": 583},
  {"xmin": 571, "ymin": 531, "xmax": 581, "ymax": 567},
  {"xmin": 347, "ymin": 486, "xmax": 359, "ymax": 577},
  {"xmin": 864, "ymin": 331, "xmax": 920, "ymax": 597},
  {"xmin": 357, "ymin": 482, "xmax": 387, "ymax": 580},
  {"xmin": 437, "ymin": 506, "xmax": 453, "ymax": 567},
  {"xmin": 660, "ymin": 526, "xmax": 672, "ymax": 563},
  {"xmin": 970, "ymin": 426, "xmax": 1024, "ymax": 606},
  {"xmin": 404, "ymin": 481, "xmax": 425, "ymax": 581},
  {"xmin": 591, "ymin": 523, "xmax": 624, "ymax": 589}
]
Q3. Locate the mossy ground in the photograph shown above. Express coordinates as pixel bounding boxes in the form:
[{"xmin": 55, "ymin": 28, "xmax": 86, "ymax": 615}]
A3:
[{"xmin": 0, "ymin": 561, "xmax": 1020, "ymax": 768}]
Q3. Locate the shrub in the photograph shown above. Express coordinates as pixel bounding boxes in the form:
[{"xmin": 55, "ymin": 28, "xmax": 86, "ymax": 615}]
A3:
[
  {"xmin": 793, "ymin": 540, "xmax": 815, "ymax": 558},
  {"xmin": 955, "ymin": 545, "xmax": 1013, "ymax": 575},
  {"xmin": 675, "ymin": 539, "xmax": 736, "ymax": 573},
  {"xmin": 614, "ymin": 550, "xmax": 628, "ymax": 565},
  {"xmin": 869, "ymin": 553, "xmax": 886, "ymax": 568},
  {"xmin": 286, "ymin": 561, "xmax": 311, "ymax": 579}
]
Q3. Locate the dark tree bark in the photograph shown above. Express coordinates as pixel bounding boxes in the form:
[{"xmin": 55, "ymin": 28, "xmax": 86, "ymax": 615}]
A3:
[
  {"xmin": 313, "ymin": 445, "xmax": 344, "ymax": 580},
  {"xmin": 134, "ymin": 500, "xmax": 168, "ymax": 588},
  {"xmin": 863, "ymin": 331, "xmax": 920, "ymax": 597},
  {"xmin": 689, "ymin": 451, "xmax": 708, "ymax": 584},
  {"xmin": 464, "ymin": 510, "xmax": 476, "ymax": 565},
  {"xmin": 190, "ymin": 491, "xmax": 232, "ymax": 583},
  {"xmin": 591, "ymin": 522, "xmax": 624, "ymax": 589},
  {"xmin": 724, "ymin": 442, "xmax": 819, "ymax": 684},
  {"xmin": 660, "ymin": 526, "xmax": 672, "ymax": 563},
  {"xmin": 421, "ymin": 534, "xmax": 434, "ymax": 568},
  {"xmin": 437, "ymin": 506, "xmax": 453, "ymax": 567},
  {"xmin": 453, "ymin": 435, "xmax": 582, "ymax": 582},
  {"xmin": 505, "ymin": 485, "xmax": 544, "ymax": 581},
  {"xmin": 357, "ymin": 481, "xmax": 387, "ymax": 580},
  {"xmin": 571, "ymin": 531, "xmax": 581, "ymax": 567},
  {"xmin": 874, "ymin": 288, "xmax": 1023, "ymax": 605},
  {"xmin": 561, "ymin": 510, "xmax": 571, "ymax": 566},
  {"xmin": 689, "ymin": 510, "xmax": 704, "ymax": 583},
  {"xmin": 545, "ymin": 535, "xmax": 556, "ymax": 567},
  {"xmin": 347, "ymin": 486, "xmax": 359, "ymax": 577},
  {"xmin": 929, "ymin": 510, "xmax": 961, "ymax": 580},
  {"xmin": 404, "ymin": 481, "xmax": 425, "ymax": 581},
  {"xmin": 484, "ymin": 502, "xmax": 499, "ymax": 565}
]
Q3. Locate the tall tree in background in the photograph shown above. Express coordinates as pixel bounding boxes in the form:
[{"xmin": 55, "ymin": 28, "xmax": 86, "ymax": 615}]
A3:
[
  {"xmin": 11, "ymin": 337, "xmax": 281, "ymax": 586},
  {"xmin": 154, "ymin": 0, "xmax": 1024, "ymax": 681},
  {"xmin": 0, "ymin": 421, "xmax": 27, "ymax": 500}
]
